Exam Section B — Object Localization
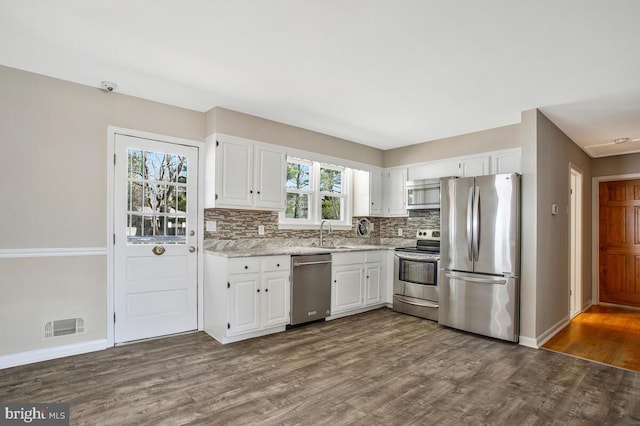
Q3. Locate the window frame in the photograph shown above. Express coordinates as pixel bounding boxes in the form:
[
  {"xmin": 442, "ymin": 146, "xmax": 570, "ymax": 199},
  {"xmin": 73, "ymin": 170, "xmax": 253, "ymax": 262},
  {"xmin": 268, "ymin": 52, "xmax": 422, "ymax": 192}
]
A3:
[{"xmin": 280, "ymin": 157, "xmax": 352, "ymax": 230}]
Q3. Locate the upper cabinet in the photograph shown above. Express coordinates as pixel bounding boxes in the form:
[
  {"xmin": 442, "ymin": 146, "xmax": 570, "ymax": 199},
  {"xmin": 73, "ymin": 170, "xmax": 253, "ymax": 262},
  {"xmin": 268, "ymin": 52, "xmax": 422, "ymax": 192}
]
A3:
[
  {"xmin": 352, "ymin": 167, "xmax": 384, "ymax": 217},
  {"xmin": 205, "ymin": 134, "xmax": 286, "ymax": 210},
  {"xmin": 406, "ymin": 148, "xmax": 522, "ymax": 181},
  {"xmin": 383, "ymin": 168, "xmax": 408, "ymax": 217}
]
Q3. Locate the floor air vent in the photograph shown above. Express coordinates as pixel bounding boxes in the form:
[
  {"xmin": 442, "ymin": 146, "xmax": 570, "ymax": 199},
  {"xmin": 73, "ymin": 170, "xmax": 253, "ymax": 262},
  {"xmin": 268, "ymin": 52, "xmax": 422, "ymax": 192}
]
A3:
[{"xmin": 44, "ymin": 318, "xmax": 85, "ymax": 338}]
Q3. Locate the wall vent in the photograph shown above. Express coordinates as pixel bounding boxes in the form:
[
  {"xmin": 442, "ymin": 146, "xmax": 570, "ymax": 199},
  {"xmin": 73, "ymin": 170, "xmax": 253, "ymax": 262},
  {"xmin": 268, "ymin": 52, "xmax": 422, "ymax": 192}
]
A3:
[{"xmin": 44, "ymin": 318, "xmax": 85, "ymax": 338}]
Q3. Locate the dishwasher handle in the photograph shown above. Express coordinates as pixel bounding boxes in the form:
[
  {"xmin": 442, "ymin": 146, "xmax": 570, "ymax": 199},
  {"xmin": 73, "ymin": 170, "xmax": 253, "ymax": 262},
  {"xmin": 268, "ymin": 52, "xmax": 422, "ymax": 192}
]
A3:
[{"xmin": 293, "ymin": 260, "xmax": 333, "ymax": 267}]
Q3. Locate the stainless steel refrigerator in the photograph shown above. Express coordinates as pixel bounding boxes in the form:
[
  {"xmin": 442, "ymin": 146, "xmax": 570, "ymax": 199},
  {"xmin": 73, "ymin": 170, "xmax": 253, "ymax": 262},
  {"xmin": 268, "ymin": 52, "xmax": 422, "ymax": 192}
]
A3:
[{"xmin": 439, "ymin": 173, "xmax": 521, "ymax": 342}]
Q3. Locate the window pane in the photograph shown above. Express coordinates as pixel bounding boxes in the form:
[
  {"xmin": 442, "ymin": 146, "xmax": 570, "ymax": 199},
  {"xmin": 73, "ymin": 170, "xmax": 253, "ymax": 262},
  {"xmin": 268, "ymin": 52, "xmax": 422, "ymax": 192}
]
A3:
[
  {"xmin": 128, "ymin": 149, "xmax": 143, "ymax": 179},
  {"xmin": 286, "ymin": 193, "xmax": 309, "ymax": 219},
  {"xmin": 321, "ymin": 196, "xmax": 341, "ymax": 220},
  {"xmin": 287, "ymin": 162, "xmax": 310, "ymax": 190},
  {"xmin": 320, "ymin": 168, "xmax": 342, "ymax": 193}
]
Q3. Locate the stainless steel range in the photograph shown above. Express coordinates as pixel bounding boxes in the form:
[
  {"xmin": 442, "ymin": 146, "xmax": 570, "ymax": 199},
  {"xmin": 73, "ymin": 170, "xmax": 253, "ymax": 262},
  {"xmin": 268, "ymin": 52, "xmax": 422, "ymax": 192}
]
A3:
[{"xmin": 393, "ymin": 229, "xmax": 440, "ymax": 321}]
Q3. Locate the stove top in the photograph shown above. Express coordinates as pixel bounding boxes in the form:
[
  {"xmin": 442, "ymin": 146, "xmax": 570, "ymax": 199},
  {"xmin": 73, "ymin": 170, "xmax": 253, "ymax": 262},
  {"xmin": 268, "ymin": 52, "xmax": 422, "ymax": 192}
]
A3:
[{"xmin": 395, "ymin": 229, "xmax": 441, "ymax": 256}]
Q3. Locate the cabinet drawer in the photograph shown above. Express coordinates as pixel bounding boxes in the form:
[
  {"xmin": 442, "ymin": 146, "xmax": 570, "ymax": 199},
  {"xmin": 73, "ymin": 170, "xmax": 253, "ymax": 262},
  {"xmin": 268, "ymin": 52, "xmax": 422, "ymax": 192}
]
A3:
[
  {"xmin": 229, "ymin": 259, "xmax": 261, "ymax": 274},
  {"xmin": 263, "ymin": 255, "xmax": 290, "ymax": 272},
  {"xmin": 365, "ymin": 251, "xmax": 385, "ymax": 263},
  {"xmin": 332, "ymin": 251, "xmax": 366, "ymax": 266}
]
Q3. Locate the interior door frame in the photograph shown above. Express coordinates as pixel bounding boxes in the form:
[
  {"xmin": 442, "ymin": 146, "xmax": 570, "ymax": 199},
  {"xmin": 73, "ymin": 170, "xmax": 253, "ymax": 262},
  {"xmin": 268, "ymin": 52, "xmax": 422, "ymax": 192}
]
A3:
[
  {"xmin": 569, "ymin": 163, "xmax": 583, "ymax": 318},
  {"xmin": 591, "ymin": 172, "xmax": 640, "ymax": 306},
  {"xmin": 106, "ymin": 126, "xmax": 204, "ymax": 347}
]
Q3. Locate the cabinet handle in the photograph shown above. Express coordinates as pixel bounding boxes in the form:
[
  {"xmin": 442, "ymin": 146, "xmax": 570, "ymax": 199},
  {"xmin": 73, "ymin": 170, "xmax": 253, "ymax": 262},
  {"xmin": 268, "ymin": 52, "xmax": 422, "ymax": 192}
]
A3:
[
  {"xmin": 244, "ymin": 265, "xmax": 248, "ymax": 269},
  {"xmin": 250, "ymin": 190, "xmax": 253, "ymax": 194},
  {"xmin": 334, "ymin": 280, "xmax": 337, "ymax": 283},
  {"xmin": 257, "ymin": 191, "xmax": 261, "ymax": 194},
  {"xmin": 257, "ymin": 289, "xmax": 260, "ymax": 293},
  {"xmin": 265, "ymin": 288, "xmax": 269, "ymax": 292},
  {"xmin": 276, "ymin": 263, "xmax": 280, "ymax": 267}
]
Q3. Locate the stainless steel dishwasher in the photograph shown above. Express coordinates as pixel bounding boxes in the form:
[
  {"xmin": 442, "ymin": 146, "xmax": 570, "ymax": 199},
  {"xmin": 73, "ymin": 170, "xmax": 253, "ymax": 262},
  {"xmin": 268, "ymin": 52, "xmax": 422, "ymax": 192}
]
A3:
[{"xmin": 290, "ymin": 253, "xmax": 332, "ymax": 325}]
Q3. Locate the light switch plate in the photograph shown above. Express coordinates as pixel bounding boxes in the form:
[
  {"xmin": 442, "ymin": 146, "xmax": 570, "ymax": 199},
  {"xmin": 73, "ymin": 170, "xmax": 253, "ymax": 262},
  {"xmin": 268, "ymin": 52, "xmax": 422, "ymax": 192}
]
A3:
[
  {"xmin": 397, "ymin": 228, "xmax": 403, "ymax": 236},
  {"xmin": 258, "ymin": 225, "xmax": 265, "ymax": 236}
]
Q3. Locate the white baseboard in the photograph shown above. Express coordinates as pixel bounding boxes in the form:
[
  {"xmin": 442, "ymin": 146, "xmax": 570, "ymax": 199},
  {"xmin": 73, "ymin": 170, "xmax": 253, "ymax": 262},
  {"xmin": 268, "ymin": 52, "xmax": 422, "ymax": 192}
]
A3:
[
  {"xmin": 518, "ymin": 336, "xmax": 538, "ymax": 349},
  {"xmin": 536, "ymin": 316, "xmax": 570, "ymax": 348},
  {"xmin": 0, "ymin": 339, "xmax": 108, "ymax": 370}
]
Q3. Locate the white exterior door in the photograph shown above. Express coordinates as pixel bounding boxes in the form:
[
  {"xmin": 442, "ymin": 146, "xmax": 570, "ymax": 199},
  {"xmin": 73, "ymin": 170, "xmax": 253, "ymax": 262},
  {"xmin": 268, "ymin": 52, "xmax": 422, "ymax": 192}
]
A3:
[{"xmin": 114, "ymin": 134, "xmax": 198, "ymax": 343}]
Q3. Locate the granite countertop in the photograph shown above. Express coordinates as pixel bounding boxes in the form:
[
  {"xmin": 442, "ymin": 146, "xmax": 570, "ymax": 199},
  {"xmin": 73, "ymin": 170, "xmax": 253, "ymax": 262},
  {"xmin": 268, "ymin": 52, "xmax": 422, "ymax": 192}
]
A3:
[{"xmin": 206, "ymin": 244, "xmax": 398, "ymax": 258}]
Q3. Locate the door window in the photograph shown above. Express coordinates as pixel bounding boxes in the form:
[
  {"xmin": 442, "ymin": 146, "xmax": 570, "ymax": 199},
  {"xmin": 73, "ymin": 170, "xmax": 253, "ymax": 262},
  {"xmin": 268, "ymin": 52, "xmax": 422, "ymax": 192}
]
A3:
[{"xmin": 126, "ymin": 148, "xmax": 188, "ymax": 244}]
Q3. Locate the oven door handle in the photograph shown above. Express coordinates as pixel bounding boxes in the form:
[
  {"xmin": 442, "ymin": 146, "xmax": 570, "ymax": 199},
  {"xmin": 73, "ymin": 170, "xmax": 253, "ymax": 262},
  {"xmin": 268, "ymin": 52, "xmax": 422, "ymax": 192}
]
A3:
[
  {"xmin": 395, "ymin": 252, "xmax": 439, "ymax": 261},
  {"xmin": 394, "ymin": 295, "xmax": 439, "ymax": 309}
]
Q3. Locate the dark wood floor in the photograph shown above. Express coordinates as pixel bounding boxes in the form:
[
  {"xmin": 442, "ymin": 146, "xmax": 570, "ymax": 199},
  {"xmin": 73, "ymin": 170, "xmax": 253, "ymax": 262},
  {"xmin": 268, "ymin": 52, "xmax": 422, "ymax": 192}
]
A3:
[
  {"xmin": 543, "ymin": 304, "xmax": 640, "ymax": 372},
  {"xmin": 2, "ymin": 308, "xmax": 640, "ymax": 425}
]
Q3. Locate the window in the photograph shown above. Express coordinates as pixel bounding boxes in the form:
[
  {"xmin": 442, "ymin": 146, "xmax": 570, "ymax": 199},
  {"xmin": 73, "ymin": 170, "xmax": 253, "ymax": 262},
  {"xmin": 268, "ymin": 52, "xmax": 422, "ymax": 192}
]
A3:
[{"xmin": 281, "ymin": 158, "xmax": 351, "ymax": 228}]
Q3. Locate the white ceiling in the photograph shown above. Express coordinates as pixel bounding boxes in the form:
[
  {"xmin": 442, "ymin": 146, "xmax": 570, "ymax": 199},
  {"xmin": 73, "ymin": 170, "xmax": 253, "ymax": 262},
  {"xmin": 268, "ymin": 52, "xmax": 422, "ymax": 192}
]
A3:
[{"xmin": 1, "ymin": 1, "xmax": 640, "ymax": 157}]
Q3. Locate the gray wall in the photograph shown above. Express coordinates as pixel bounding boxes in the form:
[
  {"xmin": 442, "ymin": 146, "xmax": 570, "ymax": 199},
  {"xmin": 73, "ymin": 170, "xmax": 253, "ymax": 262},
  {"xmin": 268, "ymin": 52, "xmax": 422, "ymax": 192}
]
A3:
[
  {"xmin": 207, "ymin": 107, "xmax": 385, "ymax": 167},
  {"xmin": 0, "ymin": 65, "xmax": 205, "ymax": 356},
  {"xmin": 532, "ymin": 111, "xmax": 592, "ymax": 339},
  {"xmin": 592, "ymin": 152, "xmax": 640, "ymax": 177},
  {"xmin": 384, "ymin": 124, "xmax": 520, "ymax": 168}
]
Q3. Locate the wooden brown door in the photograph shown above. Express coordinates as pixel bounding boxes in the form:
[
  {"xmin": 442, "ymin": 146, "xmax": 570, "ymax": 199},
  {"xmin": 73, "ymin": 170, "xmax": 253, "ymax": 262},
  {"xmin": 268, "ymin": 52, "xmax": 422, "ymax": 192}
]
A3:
[{"xmin": 599, "ymin": 179, "xmax": 640, "ymax": 307}]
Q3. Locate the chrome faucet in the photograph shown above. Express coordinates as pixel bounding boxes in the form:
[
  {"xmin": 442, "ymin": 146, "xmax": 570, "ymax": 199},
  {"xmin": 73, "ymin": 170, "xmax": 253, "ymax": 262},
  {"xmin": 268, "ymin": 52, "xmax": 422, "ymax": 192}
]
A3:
[{"xmin": 320, "ymin": 220, "xmax": 332, "ymax": 247}]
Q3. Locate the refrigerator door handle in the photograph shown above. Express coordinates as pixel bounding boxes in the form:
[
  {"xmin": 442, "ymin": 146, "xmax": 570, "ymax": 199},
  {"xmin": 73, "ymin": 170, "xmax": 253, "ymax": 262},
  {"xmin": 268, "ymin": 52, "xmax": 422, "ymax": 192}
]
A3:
[
  {"xmin": 466, "ymin": 186, "xmax": 474, "ymax": 262},
  {"xmin": 445, "ymin": 273, "xmax": 507, "ymax": 285},
  {"xmin": 473, "ymin": 186, "xmax": 480, "ymax": 261}
]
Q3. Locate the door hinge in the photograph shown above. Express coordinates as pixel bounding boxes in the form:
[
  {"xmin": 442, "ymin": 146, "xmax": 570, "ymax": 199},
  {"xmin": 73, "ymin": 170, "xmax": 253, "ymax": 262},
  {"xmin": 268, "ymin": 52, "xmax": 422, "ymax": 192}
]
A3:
[
  {"xmin": 215, "ymin": 193, "xmax": 218, "ymax": 200},
  {"xmin": 113, "ymin": 233, "xmax": 116, "ymax": 244},
  {"xmin": 216, "ymin": 140, "xmax": 219, "ymax": 147},
  {"xmin": 570, "ymin": 188, "xmax": 573, "ymax": 194},
  {"xmin": 227, "ymin": 281, "xmax": 230, "ymax": 289},
  {"xmin": 113, "ymin": 313, "xmax": 116, "ymax": 323},
  {"xmin": 227, "ymin": 322, "xmax": 230, "ymax": 330},
  {"xmin": 113, "ymin": 154, "xmax": 116, "ymax": 165},
  {"xmin": 570, "ymin": 289, "xmax": 573, "ymax": 296}
]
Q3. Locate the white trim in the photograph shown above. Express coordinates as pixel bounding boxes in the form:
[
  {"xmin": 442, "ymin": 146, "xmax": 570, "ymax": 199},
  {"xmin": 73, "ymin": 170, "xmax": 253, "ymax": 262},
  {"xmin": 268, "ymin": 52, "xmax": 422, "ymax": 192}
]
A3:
[
  {"xmin": 0, "ymin": 339, "xmax": 107, "ymax": 370},
  {"xmin": 518, "ymin": 336, "xmax": 538, "ymax": 349},
  {"xmin": 106, "ymin": 126, "xmax": 204, "ymax": 348},
  {"xmin": 0, "ymin": 247, "xmax": 107, "ymax": 259},
  {"xmin": 591, "ymin": 172, "xmax": 640, "ymax": 307},
  {"xmin": 568, "ymin": 163, "xmax": 583, "ymax": 319},
  {"xmin": 536, "ymin": 316, "xmax": 570, "ymax": 348}
]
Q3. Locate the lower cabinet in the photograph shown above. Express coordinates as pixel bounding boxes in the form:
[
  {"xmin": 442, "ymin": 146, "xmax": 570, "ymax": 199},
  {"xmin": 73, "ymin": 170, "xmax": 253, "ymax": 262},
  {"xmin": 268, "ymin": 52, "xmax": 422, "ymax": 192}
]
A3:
[
  {"xmin": 205, "ymin": 253, "xmax": 290, "ymax": 343},
  {"xmin": 330, "ymin": 251, "xmax": 387, "ymax": 317}
]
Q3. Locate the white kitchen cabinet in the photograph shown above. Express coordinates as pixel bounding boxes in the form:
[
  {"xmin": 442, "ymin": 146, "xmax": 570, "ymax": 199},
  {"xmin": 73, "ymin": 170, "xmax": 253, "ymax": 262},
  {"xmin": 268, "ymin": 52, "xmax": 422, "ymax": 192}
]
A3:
[
  {"xmin": 352, "ymin": 167, "xmax": 384, "ymax": 217},
  {"xmin": 206, "ymin": 134, "xmax": 286, "ymax": 210},
  {"xmin": 365, "ymin": 262, "xmax": 383, "ymax": 305},
  {"xmin": 330, "ymin": 251, "xmax": 388, "ymax": 318},
  {"xmin": 492, "ymin": 148, "xmax": 522, "ymax": 174},
  {"xmin": 459, "ymin": 156, "xmax": 490, "ymax": 177},
  {"xmin": 370, "ymin": 167, "xmax": 384, "ymax": 216},
  {"xmin": 383, "ymin": 168, "xmax": 408, "ymax": 217},
  {"xmin": 205, "ymin": 254, "xmax": 290, "ymax": 343},
  {"xmin": 408, "ymin": 159, "xmax": 459, "ymax": 181},
  {"xmin": 332, "ymin": 264, "xmax": 364, "ymax": 313}
]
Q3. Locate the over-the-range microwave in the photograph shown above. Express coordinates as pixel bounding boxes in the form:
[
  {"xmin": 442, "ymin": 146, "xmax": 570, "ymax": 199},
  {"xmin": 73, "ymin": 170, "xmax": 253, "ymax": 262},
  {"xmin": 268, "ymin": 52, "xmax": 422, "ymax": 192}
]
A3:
[{"xmin": 406, "ymin": 177, "xmax": 457, "ymax": 210}]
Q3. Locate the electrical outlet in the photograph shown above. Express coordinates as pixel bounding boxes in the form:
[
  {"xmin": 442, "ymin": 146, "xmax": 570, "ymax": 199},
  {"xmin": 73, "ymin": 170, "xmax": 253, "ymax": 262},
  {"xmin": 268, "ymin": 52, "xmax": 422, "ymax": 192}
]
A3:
[
  {"xmin": 258, "ymin": 225, "xmax": 265, "ymax": 236},
  {"xmin": 206, "ymin": 221, "xmax": 217, "ymax": 232},
  {"xmin": 397, "ymin": 228, "xmax": 403, "ymax": 236}
]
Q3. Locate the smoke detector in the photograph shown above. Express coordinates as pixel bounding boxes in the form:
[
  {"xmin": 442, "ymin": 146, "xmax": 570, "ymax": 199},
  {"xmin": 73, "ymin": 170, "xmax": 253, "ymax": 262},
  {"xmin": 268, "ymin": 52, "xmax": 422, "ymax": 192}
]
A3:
[{"xmin": 100, "ymin": 81, "xmax": 117, "ymax": 92}]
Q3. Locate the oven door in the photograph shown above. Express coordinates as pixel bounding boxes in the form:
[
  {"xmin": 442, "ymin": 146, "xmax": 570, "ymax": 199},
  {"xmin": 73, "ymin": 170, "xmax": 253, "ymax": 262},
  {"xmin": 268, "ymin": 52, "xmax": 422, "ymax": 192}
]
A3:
[{"xmin": 394, "ymin": 252, "xmax": 439, "ymax": 302}]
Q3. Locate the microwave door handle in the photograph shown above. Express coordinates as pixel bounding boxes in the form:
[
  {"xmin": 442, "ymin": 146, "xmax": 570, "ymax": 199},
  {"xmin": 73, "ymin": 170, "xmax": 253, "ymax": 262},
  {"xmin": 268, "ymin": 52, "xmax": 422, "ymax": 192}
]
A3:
[
  {"xmin": 467, "ymin": 186, "xmax": 474, "ymax": 262},
  {"xmin": 473, "ymin": 186, "xmax": 480, "ymax": 262}
]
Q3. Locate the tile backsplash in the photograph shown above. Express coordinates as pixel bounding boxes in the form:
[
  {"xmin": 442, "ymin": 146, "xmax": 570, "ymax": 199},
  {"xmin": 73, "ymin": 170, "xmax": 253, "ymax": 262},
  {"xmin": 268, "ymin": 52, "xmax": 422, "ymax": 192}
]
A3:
[{"xmin": 204, "ymin": 208, "xmax": 440, "ymax": 249}]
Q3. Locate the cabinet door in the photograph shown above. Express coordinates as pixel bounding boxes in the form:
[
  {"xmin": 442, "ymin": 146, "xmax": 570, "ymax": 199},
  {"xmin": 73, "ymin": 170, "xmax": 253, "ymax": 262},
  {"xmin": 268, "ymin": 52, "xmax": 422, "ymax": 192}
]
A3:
[
  {"xmin": 217, "ymin": 139, "xmax": 253, "ymax": 206},
  {"xmin": 493, "ymin": 149, "xmax": 522, "ymax": 174},
  {"xmin": 384, "ymin": 168, "xmax": 408, "ymax": 216},
  {"xmin": 352, "ymin": 169, "xmax": 371, "ymax": 217},
  {"xmin": 332, "ymin": 264, "xmax": 364, "ymax": 313},
  {"xmin": 262, "ymin": 272, "xmax": 290, "ymax": 327},
  {"xmin": 460, "ymin": 156, "xmax": 489, "ymax": 177},
  {"xmin": 255, "ymin": 146, "xmax": 286, "ymax": 209},
  {"xmin": 228, "ymin": 275, "xmax": 260, "ymax": 335},
  {"xmin": 370, "ymin": 168, "xmax": 384, "ymax": 216},
  {"xmin": 364, "ymin": 263, "xmax": 383, "ymax": 306}
]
